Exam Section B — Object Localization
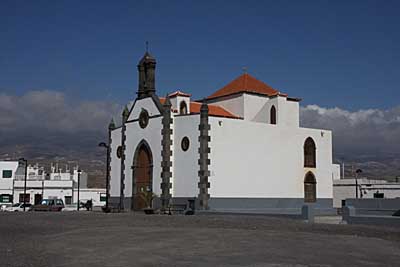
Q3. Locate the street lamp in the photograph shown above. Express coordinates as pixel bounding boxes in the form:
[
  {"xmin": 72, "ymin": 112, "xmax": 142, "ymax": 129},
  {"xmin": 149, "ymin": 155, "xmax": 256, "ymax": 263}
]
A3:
[
  {"xmin": 355, "ymin": 169, "xmax": 362, "ymax": 199},
  {"xmin": 99, "ymin": 142, "xmax": 110, "ymax": 211},
  {"xmin": 77, "ymin": 169, "xmax": 81, "ymax": 211},
  {"xmin": 18, "ymin": 158, "xmax": 28, "ymax": 211}
]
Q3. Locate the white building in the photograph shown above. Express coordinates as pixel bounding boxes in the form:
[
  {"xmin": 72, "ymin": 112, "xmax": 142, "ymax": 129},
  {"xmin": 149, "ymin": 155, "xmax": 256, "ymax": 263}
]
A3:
[
  {"xmin": 333, "ymin": 178, "xmax": 400, "ymax": 208},
  {"xmin": 108, "ymin": 52, "xmax": 340, "ymax": 212},
  {"xmin": 0, "ymin": 161, "xmax": 106, "ymax": 207},
  {"xmin": 0, "ymin": 161, "xmax": 19, "ymax": 204}
]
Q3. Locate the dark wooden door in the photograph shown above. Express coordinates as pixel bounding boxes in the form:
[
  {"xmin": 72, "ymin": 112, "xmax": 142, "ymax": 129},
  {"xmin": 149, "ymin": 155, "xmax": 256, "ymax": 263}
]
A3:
[
  {"xmin": 34, "ymin": 194, "xmax": 42, "ymax": 205},
  {"xmin": 134, "ymin": 147, "xmax": 152, "ymax": 210}
]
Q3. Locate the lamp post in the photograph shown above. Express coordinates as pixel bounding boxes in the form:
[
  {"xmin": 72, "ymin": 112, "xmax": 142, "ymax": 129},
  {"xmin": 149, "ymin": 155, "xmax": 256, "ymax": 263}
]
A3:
[
  {"xmin": 355, "ymin": 169, "xmax": 362, "ymax": 199},
  {"xmin": 99, "ymin": 142, "xmax": 110, "ymax": 211},
  {"xmin": 77, "ymin": 170, "xmax": 81, "ymax": 211},
  {"xmin": 18, "ymin": 158, "xmax": 28, "ymax": 211}
]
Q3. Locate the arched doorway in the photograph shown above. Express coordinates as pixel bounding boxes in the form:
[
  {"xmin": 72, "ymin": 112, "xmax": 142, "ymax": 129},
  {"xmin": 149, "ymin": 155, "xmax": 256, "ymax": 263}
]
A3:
[
  {"xmin": 304, "ymin": 171, "xmax": 317, "ymax": 203},
  {"xmin": 132, "ymin": 140, "xmax": 153, "ymax": 210}
]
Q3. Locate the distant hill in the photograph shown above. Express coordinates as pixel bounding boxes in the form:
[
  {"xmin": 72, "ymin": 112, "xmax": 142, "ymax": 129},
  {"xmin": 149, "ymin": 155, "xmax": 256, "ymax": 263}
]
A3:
[{"xmin": 1, "ymin": 132, "xmax": 399, "ymax": 185}]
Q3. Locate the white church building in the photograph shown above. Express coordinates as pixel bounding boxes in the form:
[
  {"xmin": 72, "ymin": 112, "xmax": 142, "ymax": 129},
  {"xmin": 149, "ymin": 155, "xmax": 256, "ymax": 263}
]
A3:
[{"xmin": 108, "ymin": 52, "xmax": 340, "ymax": 213}]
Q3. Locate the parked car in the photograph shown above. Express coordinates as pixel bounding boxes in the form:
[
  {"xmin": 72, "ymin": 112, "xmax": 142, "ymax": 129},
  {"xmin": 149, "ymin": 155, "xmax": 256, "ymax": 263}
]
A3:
[
  {"xmin": 31, "ymin": 199, "xmax": 64, "ymax": 212},
  {"xmin": 5, "ymin": 203, "xmax": 32, "ymax": 212}
]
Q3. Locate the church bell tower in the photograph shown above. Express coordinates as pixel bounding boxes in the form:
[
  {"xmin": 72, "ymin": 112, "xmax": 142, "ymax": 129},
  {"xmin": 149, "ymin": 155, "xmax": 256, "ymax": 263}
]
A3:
[{"xmin": 137, "ymin": 51, "xmax": 156, "ymax": 98}]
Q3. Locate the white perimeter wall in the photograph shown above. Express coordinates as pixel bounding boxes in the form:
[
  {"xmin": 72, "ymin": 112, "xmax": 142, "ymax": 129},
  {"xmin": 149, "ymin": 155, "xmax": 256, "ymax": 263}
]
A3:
[
  {"xmin": 73, "ymin": 189, "xmax": 106, "ymax": 206},
  {"xmin": 208, "ymin": 117, "xmax": 334, "ymax": 199},
  {"xmin": 333, "ymin": 179, "xmax": 400, "ymax": 208}
]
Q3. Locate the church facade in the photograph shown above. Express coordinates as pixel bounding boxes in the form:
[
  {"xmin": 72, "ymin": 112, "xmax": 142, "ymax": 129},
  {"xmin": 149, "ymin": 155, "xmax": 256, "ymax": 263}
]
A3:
[{"xmin": 108, "ymin": 52, "xmax": 340, "ymax": 212}]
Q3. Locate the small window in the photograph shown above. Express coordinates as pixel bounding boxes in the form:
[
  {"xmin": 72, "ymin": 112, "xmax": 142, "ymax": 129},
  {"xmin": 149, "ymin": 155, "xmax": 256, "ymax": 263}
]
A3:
[
  {"xmin": 65, "ymin": 196, "xmax": 72, "ymax": 205},
  {"xmin": 139, "ymin": 109, "xmax": 149, "ymax": 128},
  {"xmin": 373, "ymin": 192, "xmax": 384, "ymax": 198},
  {"xmin": 0, "ymin": 194, "xmax": 12, "ymax": 203},
  {"xmin": 2, "ymin": 170, "xmax": 12, "ymax": 178},
  {"xmin": 270, "ymin": 106, "xmax": 276, "ymax": 125},
  {"xmin": 117, "ymin": 146, "xmax": 123, "ymax": 159},
  {"xmin": 180, "ymin": 101, "xmax": 188, "ymax": 115},
  {"xmin": 304, "ymin": 137, "xmax": 316, "ymax": 168},
  {"xmin": 181, "ymin": 137, "xmax": 190, "ymax": 151}
]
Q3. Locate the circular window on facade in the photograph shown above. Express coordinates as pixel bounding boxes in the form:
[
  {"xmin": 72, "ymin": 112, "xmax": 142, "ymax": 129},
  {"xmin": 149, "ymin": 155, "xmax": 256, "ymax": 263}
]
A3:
[
  {"xmin": 181, "ymin": 137, "xmax": 190, "ymax": 151},
  {"xmin": 116, "ymin": 146, "xmax": 123, "ymax": 158},
  {"xmin": 139, "ymin": 109, "xmax": 149, "ymax": 129}
]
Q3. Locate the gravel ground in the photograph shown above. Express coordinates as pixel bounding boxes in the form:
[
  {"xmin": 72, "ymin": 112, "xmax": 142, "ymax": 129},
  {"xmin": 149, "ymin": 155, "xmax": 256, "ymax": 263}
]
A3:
[{"xmin": 0, "ymin": 212, "xmax": 399, "ymax": 267}]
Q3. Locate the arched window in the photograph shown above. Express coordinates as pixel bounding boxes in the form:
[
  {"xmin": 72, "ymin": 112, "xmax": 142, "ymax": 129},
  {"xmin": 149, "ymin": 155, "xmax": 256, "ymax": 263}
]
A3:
[
  {"xmin": 304, "ymin": 171, "xmax": 317, "ymax": 202},
  {"xmin": 304, "ymin": 137, "xmax": 316, "ymax": 168},
  {"xmin": 180, "ymin": 101, "xmax": 188, "ymax": 115},
  {"xmin": 270, "ymin": 105, "xmax": 276, "ymax": 125}
]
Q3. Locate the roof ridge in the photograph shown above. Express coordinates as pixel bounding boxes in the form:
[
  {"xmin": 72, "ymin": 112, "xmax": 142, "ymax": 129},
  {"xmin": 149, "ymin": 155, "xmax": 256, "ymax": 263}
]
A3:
[{"xmin": 206, "ymin": 73, "xmax": 279, "ymax": 100}]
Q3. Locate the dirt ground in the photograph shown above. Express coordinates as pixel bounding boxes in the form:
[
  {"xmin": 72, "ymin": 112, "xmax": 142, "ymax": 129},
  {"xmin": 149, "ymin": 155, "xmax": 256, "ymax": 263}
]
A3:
[{"xmin": 0, "ymin": 212, "xmax": 399, "ymax": 267}]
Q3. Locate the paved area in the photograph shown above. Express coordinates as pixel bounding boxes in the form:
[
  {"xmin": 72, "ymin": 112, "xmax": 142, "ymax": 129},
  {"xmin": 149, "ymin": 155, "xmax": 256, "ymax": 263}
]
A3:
[{"xmin": 1, "ymin": 212, "xmax": 400, "ymax": 267}]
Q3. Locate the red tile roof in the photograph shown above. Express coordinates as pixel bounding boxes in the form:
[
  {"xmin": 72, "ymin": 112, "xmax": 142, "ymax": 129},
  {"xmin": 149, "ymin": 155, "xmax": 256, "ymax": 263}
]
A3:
[
  {"xmin": 159, "ymin": 98, "xmax": 241, "ymax": 119},
  {"xmin": 207, "ymin": 73, "xmax": 282, "ymax": 100},
  {"xmin": 168, "ymin": 90, "xmax": 192, "ymax": 98}
]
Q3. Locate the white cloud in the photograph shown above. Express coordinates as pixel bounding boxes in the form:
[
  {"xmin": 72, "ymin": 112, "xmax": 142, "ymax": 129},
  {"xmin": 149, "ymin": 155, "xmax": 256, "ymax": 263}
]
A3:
[
  {"xmin": 0, "ymin": 90, "xmax": 121, "ymax": 134},
  {"xmin": 300, "ymin": 105, "xmax": 400, "ymax": 156},
  {"xmin": 1, "ymin": 90, "xmax": 399, "ymax": 160}
]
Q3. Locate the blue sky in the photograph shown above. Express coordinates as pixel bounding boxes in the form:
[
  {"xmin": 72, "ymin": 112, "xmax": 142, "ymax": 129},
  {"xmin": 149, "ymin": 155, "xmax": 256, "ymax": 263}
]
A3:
[{"xmin": 1, "ymin": 0, "xmax": 399, "ymax": 110}]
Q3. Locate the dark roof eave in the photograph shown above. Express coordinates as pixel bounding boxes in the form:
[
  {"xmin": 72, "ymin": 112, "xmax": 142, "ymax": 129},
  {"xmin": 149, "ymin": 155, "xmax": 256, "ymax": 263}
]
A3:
[{"xmin": 189, "ymin": 112, "xmax": 242, "ymax": 120}]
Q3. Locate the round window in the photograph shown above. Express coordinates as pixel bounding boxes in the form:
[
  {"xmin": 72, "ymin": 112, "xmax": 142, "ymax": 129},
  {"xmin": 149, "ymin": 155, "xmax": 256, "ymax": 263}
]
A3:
[
  {"xmin": 116, "ymin": 146, "xmax": 123, "ymax": 158},
  {"xmin": 181, "ymin": 137, "xmax": 190, "ymax": 151},
  {"xmin": 139, "ymin": 109, "xmax": 149, "ymax": 129}
]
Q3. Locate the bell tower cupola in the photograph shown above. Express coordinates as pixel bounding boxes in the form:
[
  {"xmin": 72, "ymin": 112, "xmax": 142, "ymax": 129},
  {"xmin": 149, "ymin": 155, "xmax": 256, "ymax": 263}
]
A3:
[{"xmin": 137, "ymin": 49, "xmax": 156, "ymax": 99}]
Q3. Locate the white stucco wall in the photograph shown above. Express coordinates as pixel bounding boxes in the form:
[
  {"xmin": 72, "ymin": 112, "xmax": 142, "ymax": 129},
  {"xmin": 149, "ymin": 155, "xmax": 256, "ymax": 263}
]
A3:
[
  {"xmin": 245, "ymin": 94, "xmax": 273, "ymax": 123},
  {"xmin": 210, "ymin": 94, "xmax": 299, "ymax": 127},
  {"xmin": 172, "ymin": 115, "xmax": 200, "ymax": 197},
  {"xmin": 208, "ymin": 117, "xmax": 334, "ymax": 199},
  {"xmin": 109, "ymin": 93, "xmax": 335, "ymax": 205},
  {"xmin": 171, "ymin": 96, "xmax": 191, "ymax": 114},
  {"xmin": 124, "ymin": 116, "xmax": 163, "ymax": 196},
  {"xmin": 128, "ymin": 97, "xmax": 162, "ymax": 121},
  {"xmin": 209, "ymin": 95, "xmax": 244, "ymax": 118},
  {"xmin": 109, "ymin": 97, "xmax": 164, "ymax": 199}
]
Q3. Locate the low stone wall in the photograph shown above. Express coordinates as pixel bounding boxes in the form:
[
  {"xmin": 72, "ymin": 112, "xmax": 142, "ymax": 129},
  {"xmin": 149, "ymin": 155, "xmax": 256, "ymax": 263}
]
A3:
[
  {"xmin": 345, "ymin": 198, "xmax": 400, "ymax": 216},
  {"xmin": 208, "ymin": 198, "xmax": 335, "ymax": 215},
  {"xmin": 343, "ymin": 206, "xmax": 400, "ymax": 227}
]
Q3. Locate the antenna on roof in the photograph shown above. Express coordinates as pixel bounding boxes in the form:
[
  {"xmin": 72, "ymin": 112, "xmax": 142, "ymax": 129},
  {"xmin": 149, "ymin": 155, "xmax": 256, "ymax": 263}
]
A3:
[
  {"xmin": 242, "ymin": 66, "xmax": 247, "ymax": 74},
  {"xmin": 145, "ymin": 41, "xmax": 149, "ymax": 53}
]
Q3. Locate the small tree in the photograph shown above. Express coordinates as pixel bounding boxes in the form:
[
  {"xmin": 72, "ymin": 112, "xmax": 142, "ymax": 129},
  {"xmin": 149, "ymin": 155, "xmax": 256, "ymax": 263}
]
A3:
[{"xmin": 138, "ymin": 187, "xmax": 156, "ymax": 209}]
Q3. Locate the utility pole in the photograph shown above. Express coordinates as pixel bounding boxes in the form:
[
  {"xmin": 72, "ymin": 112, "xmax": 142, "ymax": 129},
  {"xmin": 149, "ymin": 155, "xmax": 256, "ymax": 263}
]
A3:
[
  {"xmin": 77, "ymin": 170, "xmax": 81, "ymax": 211},
  {"xmin": 19, "ymin": 158, "xmax": 28, "ymax": 211},
  {"xmin": 342, "ymin": 162, "xmax": 345, "ymax": 179},
  {"xmin": 355, "ymin": 169, "xmax": 362, "ymax": 199}
]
